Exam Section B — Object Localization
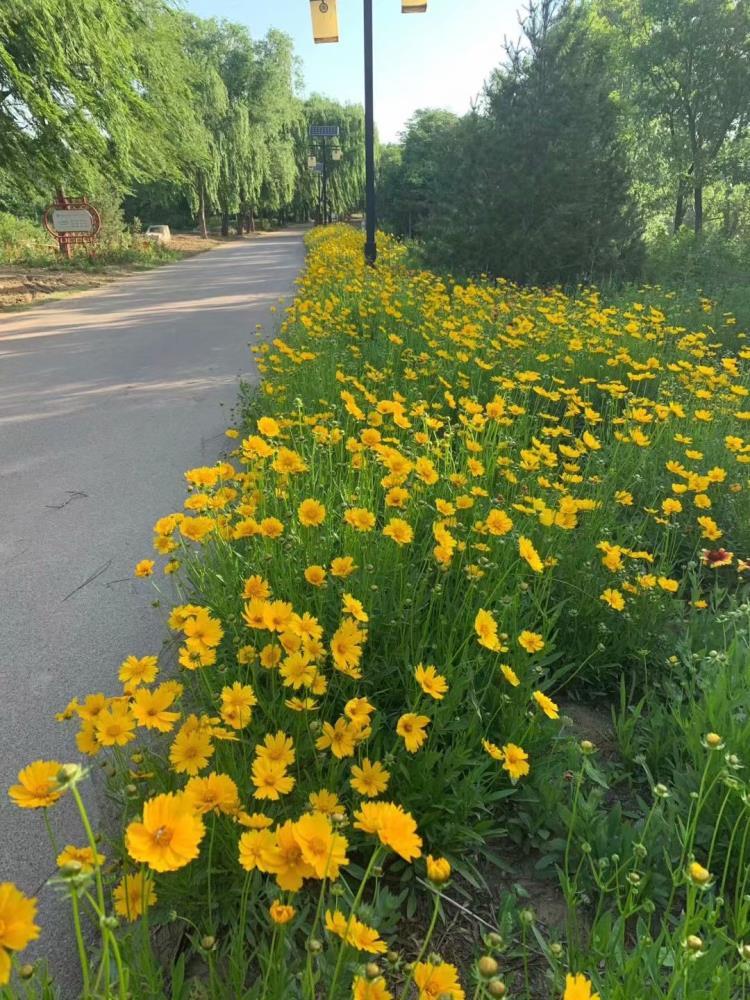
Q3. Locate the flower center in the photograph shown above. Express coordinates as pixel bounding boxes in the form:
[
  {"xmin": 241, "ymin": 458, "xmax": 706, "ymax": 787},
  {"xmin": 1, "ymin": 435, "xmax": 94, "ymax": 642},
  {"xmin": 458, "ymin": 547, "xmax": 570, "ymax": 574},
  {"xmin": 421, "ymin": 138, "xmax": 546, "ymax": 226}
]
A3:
[{"xmin": 153, "ymin": 825, "xmax": 173, "ymax": 846}]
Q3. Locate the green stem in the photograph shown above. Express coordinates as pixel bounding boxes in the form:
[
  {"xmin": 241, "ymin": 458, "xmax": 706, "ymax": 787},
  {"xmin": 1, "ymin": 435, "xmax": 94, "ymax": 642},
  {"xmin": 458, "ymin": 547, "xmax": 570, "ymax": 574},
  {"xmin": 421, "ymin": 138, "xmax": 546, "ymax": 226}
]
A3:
[
  {"xmin": 397, "ymin": 890, "xmax": 441, "ymax": 1000},
  {"xmin": 327, "ymin": 845, "xmax": 383, "ymax": 1000},
  {"xmin": 70, "ymin": 891, "xmax": 92, "ymax": 997}
]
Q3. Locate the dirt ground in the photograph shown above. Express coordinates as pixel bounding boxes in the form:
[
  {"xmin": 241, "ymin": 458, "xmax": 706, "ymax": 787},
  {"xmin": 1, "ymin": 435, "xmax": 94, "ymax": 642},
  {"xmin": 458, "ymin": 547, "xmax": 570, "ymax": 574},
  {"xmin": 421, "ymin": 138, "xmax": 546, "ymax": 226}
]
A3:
[{"xmin": 0, "ymin": 233, "xmax": 228, "ymax": 311}]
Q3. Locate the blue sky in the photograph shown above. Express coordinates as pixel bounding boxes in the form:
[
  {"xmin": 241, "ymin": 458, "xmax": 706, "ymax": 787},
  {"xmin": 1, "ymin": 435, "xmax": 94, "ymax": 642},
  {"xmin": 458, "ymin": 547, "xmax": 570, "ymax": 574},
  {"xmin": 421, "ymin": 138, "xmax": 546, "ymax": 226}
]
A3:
[{"xmin": 181, "ymin": 1, "xmax": 525, "ymax": 142}]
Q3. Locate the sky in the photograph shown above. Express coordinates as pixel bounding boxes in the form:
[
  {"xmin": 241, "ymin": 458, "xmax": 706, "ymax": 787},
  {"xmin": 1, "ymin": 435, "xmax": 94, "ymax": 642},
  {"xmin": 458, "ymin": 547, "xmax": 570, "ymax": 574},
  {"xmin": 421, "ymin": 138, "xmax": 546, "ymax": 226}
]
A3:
[{"xmin": 182, "ymin": 1, "xmax": 525, "ymax": 142}]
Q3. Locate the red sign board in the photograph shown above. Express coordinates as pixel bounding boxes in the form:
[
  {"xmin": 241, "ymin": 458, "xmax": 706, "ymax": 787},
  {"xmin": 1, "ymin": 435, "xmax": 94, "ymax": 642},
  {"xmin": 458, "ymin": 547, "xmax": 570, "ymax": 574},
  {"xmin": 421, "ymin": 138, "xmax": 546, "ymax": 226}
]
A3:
[{"xmin": 43, "ymin": 194, "xmax": 101, "ymax": 258}]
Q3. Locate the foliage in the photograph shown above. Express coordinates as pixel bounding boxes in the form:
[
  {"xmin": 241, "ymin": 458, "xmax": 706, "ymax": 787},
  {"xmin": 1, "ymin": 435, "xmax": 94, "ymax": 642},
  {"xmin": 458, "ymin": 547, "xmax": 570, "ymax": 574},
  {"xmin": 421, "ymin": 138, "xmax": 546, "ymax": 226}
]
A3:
[
  {"xmin": 381, "ymin": 1, "xmax": 643, "ymax": 285},
  {"xmin": 4, "ymin": 227, "xmax": 750, "ymax": 998}
]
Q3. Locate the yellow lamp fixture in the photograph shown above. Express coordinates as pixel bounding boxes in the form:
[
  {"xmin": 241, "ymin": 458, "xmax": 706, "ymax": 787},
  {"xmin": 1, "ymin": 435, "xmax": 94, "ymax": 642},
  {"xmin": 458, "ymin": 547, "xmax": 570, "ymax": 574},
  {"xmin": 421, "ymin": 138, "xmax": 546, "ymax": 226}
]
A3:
[
  {"xmin": 402, "ymin": 0, "xmax": 428, "ymax": 11},
  {"xmin": 310, "ymin": 0, "xmax": 339, "ymax": 43}
]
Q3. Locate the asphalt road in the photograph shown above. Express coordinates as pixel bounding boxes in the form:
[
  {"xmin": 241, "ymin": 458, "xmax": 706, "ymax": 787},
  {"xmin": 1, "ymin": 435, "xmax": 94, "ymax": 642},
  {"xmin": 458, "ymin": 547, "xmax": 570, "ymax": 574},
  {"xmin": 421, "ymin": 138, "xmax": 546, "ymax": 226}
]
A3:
[{"xmin": 0, "ymin": 229, "xmax": 305, "ymax": 991}]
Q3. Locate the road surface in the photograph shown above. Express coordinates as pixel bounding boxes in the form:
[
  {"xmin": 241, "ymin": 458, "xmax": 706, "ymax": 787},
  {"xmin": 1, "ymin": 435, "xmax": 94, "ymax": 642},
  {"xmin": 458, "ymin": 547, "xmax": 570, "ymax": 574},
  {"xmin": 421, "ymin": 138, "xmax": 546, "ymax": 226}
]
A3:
[{"xmin": 0, "ymin": 229, "xmax": 305, "ymax": 990}]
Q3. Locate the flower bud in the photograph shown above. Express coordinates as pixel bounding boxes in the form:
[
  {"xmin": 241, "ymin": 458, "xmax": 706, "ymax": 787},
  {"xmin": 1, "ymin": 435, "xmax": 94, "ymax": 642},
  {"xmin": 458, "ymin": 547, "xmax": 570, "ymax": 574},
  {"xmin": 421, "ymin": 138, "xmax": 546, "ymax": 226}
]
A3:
[
  {"xmin": 487, "ymin": 980, "xmax": 506, "ymax": 997},
  {"xmin": 426, "ymin": 855, "xmax": 452, "ymax": 885},
  {"xmin": 307, "ymin": 938, "xmax": 323, "ymax": 954},
  {"xmin": 201, "ymin": 935, "xmax": 216, "ymax": 951},
  {"xmin": 478, "ymin": 956, "xmax": 498, "ymax": 978},
  {"xmin": 485, "ymin": 932, "xmax": 503, "ymax": 950},
  {"xmin": 685, "ymin": 935, "xmax": 703, "ymax": 952},
  {"xmin": 19, "ymin": 964, "xmax": 35, "ymax": 980},
  {"xmin": 688, "ymin": 861, "xmax": 711, "ymax": 885},
  {"xmin": 366, "ymin": 963, "xmax": 380, "ymax": 979},
  {"xmin": 580, "ymin": 740, "xmax": 596, "ymax": 754},
  {"xmin": 705, "ymin": 732, "xmax": 723, "ymax": 749}
]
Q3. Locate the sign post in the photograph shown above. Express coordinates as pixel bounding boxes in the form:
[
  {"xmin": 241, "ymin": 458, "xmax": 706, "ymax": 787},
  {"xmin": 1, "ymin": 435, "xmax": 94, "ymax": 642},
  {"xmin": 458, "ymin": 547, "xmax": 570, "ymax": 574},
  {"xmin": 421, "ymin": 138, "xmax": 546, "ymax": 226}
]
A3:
[{"xmin": 43, "ymin": 191, "xmax": 101, "ymax": 259}]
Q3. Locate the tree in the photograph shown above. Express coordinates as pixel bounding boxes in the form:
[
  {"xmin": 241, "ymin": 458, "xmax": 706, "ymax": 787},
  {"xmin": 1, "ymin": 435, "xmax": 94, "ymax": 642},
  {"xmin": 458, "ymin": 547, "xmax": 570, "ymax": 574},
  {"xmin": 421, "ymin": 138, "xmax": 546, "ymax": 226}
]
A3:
[
  {"xmin": 383, "ymin": 109, "xmax": 459, "ymax": 239},
  {"xmin": 606, "ymin": 0, "xmax": 750, "ymax": 234},
  {"xmin": 290, "ymin": 97, "xmax": 366, "ymax": 223},
  {"xmin": 0, "ymin": 0, "xmax": 151, "ymax": 196},
  {"xmin": 421, "ymin": 0, "xmax": 642, "ymax": 284}
]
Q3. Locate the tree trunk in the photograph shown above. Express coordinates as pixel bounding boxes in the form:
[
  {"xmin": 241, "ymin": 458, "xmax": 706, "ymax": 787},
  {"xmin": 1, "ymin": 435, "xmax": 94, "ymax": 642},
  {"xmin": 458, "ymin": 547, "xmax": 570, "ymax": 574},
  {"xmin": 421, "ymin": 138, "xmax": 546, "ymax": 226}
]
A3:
[
  {"xmin": 673, "ymin": 182, "xmax": 687, "ymax": 233},
  {"xmin": 250, "ymin": 208, "xmax": 256, "ymax": 233},
  {"xmin": 694, "ymin": 186, "xmax": 703, "ymax": 234},
  {"xmin": 221, "ymin": 212, "xmax": 229, "ymax": 237},
  {"xmin": 198, "ymin": 183, "xmax": 208, "ymax": 239}
]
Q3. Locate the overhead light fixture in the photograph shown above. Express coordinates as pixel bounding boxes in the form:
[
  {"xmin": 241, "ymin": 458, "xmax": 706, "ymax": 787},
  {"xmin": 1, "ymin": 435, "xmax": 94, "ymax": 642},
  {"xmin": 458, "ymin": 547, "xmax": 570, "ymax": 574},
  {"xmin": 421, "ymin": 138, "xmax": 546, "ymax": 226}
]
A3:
[{"xmin": 402, "ymin": 1, "xmax": 427, "ymax": 11}]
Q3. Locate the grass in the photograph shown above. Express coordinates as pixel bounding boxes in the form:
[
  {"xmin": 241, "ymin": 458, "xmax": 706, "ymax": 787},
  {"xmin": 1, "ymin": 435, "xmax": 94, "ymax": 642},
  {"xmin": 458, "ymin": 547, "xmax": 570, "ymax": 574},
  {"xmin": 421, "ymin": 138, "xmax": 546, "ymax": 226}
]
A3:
[{"xmin": 3, "ymin": 224, "xmax": 750, "ymax": 999}]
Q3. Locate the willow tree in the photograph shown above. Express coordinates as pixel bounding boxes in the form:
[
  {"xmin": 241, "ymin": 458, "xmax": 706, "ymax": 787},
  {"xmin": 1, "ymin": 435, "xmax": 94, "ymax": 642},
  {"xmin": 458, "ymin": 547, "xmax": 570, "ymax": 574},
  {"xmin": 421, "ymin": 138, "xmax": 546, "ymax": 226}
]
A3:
[
  {"xmin": 291, "ymin": 96, "xmax": 366, "ymax": 222},
  {"xmin": 0, "ymin": 0, "xmax": 150, "ymax": 198}
]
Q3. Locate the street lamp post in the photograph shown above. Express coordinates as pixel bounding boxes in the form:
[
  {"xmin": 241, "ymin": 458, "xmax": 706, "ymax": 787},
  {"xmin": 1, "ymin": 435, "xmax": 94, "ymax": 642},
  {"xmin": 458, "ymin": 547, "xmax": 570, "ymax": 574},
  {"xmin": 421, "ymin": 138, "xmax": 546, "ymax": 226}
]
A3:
[
  {"xmin": 309, "ymin": 0, "xmax": 427, "ymax": 267},
  {"xmin": 363, "ymin": 0, "xmax": 377, "ymax": 265}
]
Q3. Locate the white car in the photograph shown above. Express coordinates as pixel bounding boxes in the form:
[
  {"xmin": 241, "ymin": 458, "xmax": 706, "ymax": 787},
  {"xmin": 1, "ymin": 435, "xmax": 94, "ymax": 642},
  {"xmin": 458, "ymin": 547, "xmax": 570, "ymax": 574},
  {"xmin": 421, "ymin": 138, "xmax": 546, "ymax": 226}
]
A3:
[{"xmin": 144, "ymin": 225, "xmax": 171, "ymax": 245}]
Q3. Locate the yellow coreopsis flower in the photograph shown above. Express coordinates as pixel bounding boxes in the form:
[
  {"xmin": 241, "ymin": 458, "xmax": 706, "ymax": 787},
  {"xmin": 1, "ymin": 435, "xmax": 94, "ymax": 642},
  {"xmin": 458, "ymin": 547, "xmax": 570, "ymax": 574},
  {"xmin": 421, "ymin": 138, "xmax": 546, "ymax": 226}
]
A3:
[
  {"xmin": 396, "ymin": 713, "xmax": 431, "ymax": 752},
  {"xmin": 0, "ymin": 883, "xmax": 40, "ymax": 985},
  {"xmin": 8, "ymin": 761, "xmax": 65, "ymax": 810},
  {"xmin": 125, "ymin": 793, "xmax": 205, "ymax": 872}
]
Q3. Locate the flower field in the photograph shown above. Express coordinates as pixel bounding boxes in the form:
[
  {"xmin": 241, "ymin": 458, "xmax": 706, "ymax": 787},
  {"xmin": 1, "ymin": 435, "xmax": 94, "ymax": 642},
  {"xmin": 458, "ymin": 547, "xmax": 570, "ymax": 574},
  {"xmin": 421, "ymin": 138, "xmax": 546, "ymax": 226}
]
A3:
[{"xmin": 5, "ymin": 225, "xmax": 750, "ymax": 999}]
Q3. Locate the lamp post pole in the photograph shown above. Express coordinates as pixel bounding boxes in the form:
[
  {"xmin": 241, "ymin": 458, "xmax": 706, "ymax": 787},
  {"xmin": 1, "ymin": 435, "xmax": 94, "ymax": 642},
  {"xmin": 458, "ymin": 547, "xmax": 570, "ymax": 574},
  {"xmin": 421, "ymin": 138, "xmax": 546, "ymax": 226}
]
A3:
[{"xmin": 363, "ymin": 0, "xmax": 377, "ymax": 266}]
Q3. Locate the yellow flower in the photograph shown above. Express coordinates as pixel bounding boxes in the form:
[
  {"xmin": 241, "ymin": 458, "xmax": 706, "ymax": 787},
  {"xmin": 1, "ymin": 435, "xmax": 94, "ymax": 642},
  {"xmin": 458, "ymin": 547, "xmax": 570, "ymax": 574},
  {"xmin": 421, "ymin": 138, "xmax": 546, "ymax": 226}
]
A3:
[
  {"xmin": 125, "ymin": 793, "xmax": 205, "ymax": 872},
  {"xmin": 414, "ymin": 664, "xmax": 448, "ymax": 700},
  {"xmin": 396, "ymin": 713, "xmax": 431, "ymax": 753},
  {"xmin": 238, "ymin": 828, "xmax": 276, "ymax": 872},
  {"xmin": 56, "ymin": 845, "xmax": 104, "ymax": 873},
  {"xmin": 305, "ymin": 564, "xmax": 328, "ymax": 587},
  {"xmin": 242, "ymin": 574, "xmax": 271, "ymax": 600},
  {"xmin": 113, "ymin": 873, "xmax": 157, "ymax": 921},
  {"xmin": 220, "ymin": 681, "xmax": 257, "ymax": 730},
  {"xmin": 502, "ymin": 743, "xmax": 530, "ymax": 782},
  {"xmin": 343, "ymin": 593, "xmax": 369, "ymax": 622},
  {"xmin": 316, "ymin": 719, "xmax": 358, "ymax": 759},
  {"xmin": 563, "ymin": 973, "xmax": 600, "ymax": 1000},
  {"xmin": 353, "ymin": 975, "xmax": 393, "ymax": 1000},
  {"xmin": 131, "ymin": 683, "xmax": 181, "ymax": 732},
  {"xmin": 261, "ymin": 820, "xmax": 315, "ymax": 890},
  {"xmin": 475, "ymin": 608, "xmax": 501, "ymax": 652},
  {"xmin": 257, "ymin": 416, "xmax": 281, "ymax": 437},
  {"xmin": 518, "ymin": 630, "xmax": 545, "ymax": 654},
  {"xmin": 298, "ymin": 498, "xmax": 326, "ymax": 526},
  {"xmin": 118, "ymin": 654, "xmax": 159, "ymax": 691},
  {"xmin": 330, "ymin": 618, "xmax": 366, "ymax": 677},
  {"xmin": 251, "ymin": 758, "xmax": 296, "ymax": 800},
  {"xmin": 169, "ymin": 721, "xmax": 214, "ymax": 775},
  {"xmin": 330, "ymin": 555, "xmax": 358, "ymax": 578},
  {"xmin": 500, "ymin": 664, "xmax": 520, "ymax": 687},
  {"xmin": 293, "ymin": 812, "xmax": 349, "ymax": 879},
  {"xmin": 0, "ymin": 883, "xmax": 40, "ymax": 985},
  {"xmin": 351, "ymin": 759, "xmax": 390, "ymax": 797},
  {"xmin": 426, "ymin": 855, "xmax": 452, "ymax": 884},
  {"xmin": 345, "ymin": 507, "xmax": 376, "ymax": 532},
  {"xmin": 95, "ymin": 706, "xmax": 136, "ymax": 747},
  {"xmin": 382, "ymin": 517, "xmax": 414, "ymax": 545},
  {"xmin": 413, "ymin": 961, "xmax": 465, "ymax": 1000},
  {"xmin": 518, "ymin": 536, "xmax": 544, "ymax": 572},
  {"xmin": 600, "ymin": 588, "xmax": 626, "ymax": 611},
  {"xmin": 485, "ymin": 509, "xmax": 513, "ymax": 536},
  {"xmin": 353, "ymin": 801, "xmax": 422, "ymax": 861},
  {"xmin": 269, "ymin": 901, "xmax": 296, "ymax": 924},
  {"xmin": 8, "ymin": 761, "xmax": 64, "ymax": 810},
  {"xmin": 183, "ymin": 773, "xmax": 239, "ymax": 815},
  {"xmin": 533, "ymin": 690, "xmax": 559, "ymax": 719},
  {"xmin": 134, "ymin": 559, "xmax": 155, "ymax": 577},
  {"xmin": 688, "ymin": 861, "xmax": 711, "ymax": 885}
]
